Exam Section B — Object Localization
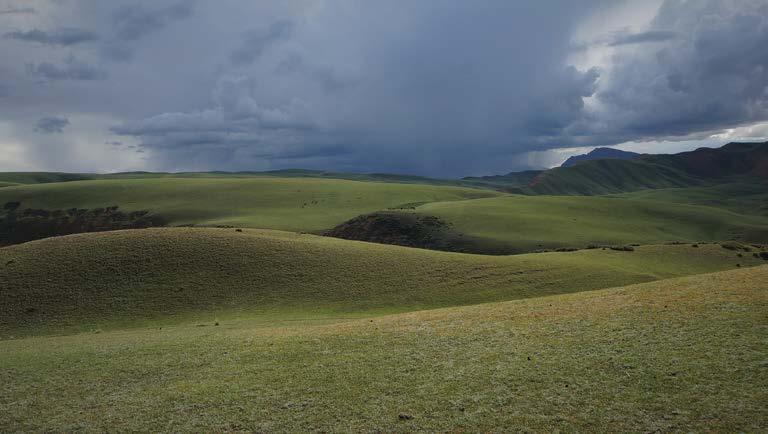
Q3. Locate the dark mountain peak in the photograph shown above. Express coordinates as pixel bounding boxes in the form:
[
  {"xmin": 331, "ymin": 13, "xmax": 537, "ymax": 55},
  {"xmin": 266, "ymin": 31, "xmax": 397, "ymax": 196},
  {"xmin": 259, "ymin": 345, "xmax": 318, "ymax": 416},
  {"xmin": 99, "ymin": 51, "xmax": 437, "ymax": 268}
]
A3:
[
  {"xmin": 561, "ymin": 147, "xmax": 640, "ymax": 167},
  {"xmin": 530, "ymin": 140, "xmax": 768, "ymax": 195}
]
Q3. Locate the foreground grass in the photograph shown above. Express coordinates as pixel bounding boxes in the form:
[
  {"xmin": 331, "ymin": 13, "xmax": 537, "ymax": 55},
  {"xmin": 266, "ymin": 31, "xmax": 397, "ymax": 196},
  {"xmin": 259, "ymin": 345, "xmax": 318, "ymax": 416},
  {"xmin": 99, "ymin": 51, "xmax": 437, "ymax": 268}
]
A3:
[
  {"xmin": 0, "ymin": 177, "xmax": 499, "ymax": 232},
  {"xmin": 415, "ymin": 195, "xmax": 768, "ymax": 252},
  {"xmin": 1, "ymin": 266, "xmax": 766, "ymax": 431},
  {"xmin": 1, "ymin": 227, "xmax": 762, "ymax": 336}
]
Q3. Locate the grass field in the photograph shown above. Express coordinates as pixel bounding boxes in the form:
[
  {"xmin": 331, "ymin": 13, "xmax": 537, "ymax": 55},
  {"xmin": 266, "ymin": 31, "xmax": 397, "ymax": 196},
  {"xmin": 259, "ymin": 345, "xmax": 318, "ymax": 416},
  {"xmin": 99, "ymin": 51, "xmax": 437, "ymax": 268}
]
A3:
[
  {"xmin": 1, "ymin": 265, "xmax": 766, "ymax": 431},
  {"xmin": 0, "ymin": 177, "xmax": 499, "ymax": 232},
  {"xmin": 617, "ymin": 181, "xmax": 768, "ymax": 216},
  {"xmin": 3, "ymin": 177, "xmax": 768, "ymax": 253},
  {"xmin": 413, "ymin": 194, "xmax": 768, "ymax": 252},
  {"xmin": 1, "ymin": 227, "xmax": 762, "ymax": 337},
  {"xmin": 1, "ymin": 169, "xmax": 766, "ymax": 431}
]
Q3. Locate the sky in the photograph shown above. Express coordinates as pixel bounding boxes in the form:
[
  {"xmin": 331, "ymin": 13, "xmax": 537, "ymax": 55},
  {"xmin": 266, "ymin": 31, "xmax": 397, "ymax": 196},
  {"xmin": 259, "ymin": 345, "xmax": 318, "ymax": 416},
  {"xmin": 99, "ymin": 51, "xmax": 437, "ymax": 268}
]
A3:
[{"xmin": 0, "ymin": 0, "xmax": 767, "ymax": 177}]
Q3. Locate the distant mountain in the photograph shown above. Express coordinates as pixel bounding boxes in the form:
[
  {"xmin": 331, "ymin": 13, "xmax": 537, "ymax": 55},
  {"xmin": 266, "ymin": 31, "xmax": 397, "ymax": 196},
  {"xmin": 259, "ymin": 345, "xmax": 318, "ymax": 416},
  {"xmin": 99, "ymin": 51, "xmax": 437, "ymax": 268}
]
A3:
[
  {"xmin": 561, "ymin": 147, "xmax": 639, "ymax": 167},
  {"xmin": 460, "ymin": 170, "xmax": 542, "ymax": 192},
  {"xmin": 528, "ymin": 141, "xmax": 768, "ymax": 195}
]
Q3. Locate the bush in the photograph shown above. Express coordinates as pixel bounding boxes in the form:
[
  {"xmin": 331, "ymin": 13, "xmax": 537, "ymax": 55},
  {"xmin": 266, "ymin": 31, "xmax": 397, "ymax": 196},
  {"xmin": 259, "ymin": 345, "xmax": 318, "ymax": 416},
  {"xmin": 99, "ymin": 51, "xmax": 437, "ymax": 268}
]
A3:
[
  {"xmin": 720, "ymin": 242, "xmax": 752, "ymax": 252},
  {"xmin": 610, "ymin": 245, "xmax": 635, "ymax": 252}
]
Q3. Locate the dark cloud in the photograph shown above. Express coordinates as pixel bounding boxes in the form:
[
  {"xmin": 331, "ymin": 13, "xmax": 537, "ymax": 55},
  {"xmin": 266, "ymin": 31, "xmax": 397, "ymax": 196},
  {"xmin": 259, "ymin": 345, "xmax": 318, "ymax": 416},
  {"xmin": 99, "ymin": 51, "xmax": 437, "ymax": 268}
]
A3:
[
  {"xmin": 26, "ymin": 59, "xmax": 108, "ymax": 81},
  {"xmin": 112, "ymin": 1, "xmax": 195, "ymax": 41},
  {"xmin": 35, "ymin": 117, "xmax": 70, "ymax": 134},
  {"xmin": 3, "ymin": 1, "xmax": 768, "ymax": 175},
  {"xmin": 230, "ymin": 21, "xmax": 292, "ymax": 66},
  {"xmin": 4, "ymin": 28, "xmax": 98, "ymax": 45},
  {"xmin": 608, "ymin": 29, "xmax": 678, "ymax": 46},
  {"xmin": 111, "ymin": 1, "xmax": 608, "ymax": 175},
  {"xmin": 586, "ymin": 0, "xmax": 768, "ymax": 142},
  {"xmin": 0, "ymin": 7, "xmax": 35, "ymax": 15}
]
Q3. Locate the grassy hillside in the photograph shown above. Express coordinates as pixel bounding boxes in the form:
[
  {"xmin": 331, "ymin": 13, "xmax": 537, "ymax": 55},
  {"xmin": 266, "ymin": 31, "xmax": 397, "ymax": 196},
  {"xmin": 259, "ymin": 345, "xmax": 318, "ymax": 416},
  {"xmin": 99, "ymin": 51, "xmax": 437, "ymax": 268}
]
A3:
[
  {"xmin": 528, "ymin": 158, "xmax": 701, "ymax": 195},
  {"xmin": 3, "ymin": 177, "xmax": 767, "ymax": 252},
  {"xmin": 1, "ymin": 227, "xmax": 762, "ymax": 336},
  {"xmin": 617, "ymin": 181, "xmax": 768, "ymax": 216},
  {"xmin": 460, "ymin": 170, "xmax": 541, "ymax": 191},
  {"xmin": 0, "ymin": 177, "xmax": 499, "ymax": 232},
  {"xmin": 407, "ymin": 195, "xmax": 768, "ymax": 253},
  {"xmin": 527, "ymin": 141, "xmax": 768, "ymax": 195},
  {"xmin": 2, "ymin": 265, "xmax": 766, "ymax": 431},
  {"xmin": 0, "ymin": 172, "xmax": 94, "ymax": 184},
  {"xmin": 0, "ymin": 170, "xmax": 486, "ymax": 189}
]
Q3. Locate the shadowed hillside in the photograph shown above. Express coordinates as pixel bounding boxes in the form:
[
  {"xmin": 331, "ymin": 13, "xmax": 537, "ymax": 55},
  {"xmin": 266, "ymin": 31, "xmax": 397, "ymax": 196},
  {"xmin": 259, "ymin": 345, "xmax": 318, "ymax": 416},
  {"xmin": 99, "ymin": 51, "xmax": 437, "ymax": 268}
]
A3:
[
  {"xmin": 1, "ymin": 227, "xmax": 762, "ymax": 336},
  {"xmin": 528, "ymin": 141, "xmax": 768, "ymax": 195},
  {"xmin": 561, "ymin": 147, "xmax": 639, "ymax": 167}
]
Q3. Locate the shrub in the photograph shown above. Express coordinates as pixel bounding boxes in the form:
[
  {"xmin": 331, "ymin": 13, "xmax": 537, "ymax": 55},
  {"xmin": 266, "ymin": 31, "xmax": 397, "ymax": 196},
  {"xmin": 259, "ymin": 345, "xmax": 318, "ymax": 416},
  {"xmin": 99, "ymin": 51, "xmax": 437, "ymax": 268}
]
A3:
[
  {"xmin": 555, "ymin": 247, "xmax": 579, "ymax": 252},
  {"xmin": 3, "ymin": 201, "xmax": 20, "ymax": 211},
  {"xmin": 610, "ymin": 245, "xmax": 635, "ymax": 252},
  {"xmin": 720, "ymin": 242, "xmax": 752, "ymax": 252}
]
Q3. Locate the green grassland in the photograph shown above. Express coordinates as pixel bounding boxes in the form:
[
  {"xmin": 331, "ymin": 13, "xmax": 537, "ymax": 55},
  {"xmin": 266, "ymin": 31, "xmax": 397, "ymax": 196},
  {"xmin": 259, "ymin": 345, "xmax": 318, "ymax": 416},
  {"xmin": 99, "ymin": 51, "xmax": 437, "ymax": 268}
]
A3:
[
  {"xmin": 412, "ymin": 194, "xmax": 768, "ymax": 252},
  {"xmin": 2, "ymin": 177, "xmax": 767, "ymax": 253},
  {"xmin": 1, "ymin": 265, "xmax": 766, "ymax": 432},
  {"xmin": 0, "ymin": 170, "xmax": 482, "ymax": 189},
  {"xmin": 1, "ymin": 162, "xmax": 766, "ymax": 431},
  {"xmin": 527, "ymin": 158, "xmax": 701, "ymax": 195},
  {"xmin": 617, "ymin": 181, "xmax": 768, "ymax": 216},
  {"xmin": 0, "ymin": 177, "xmax": 499, "ymax": 232},
  {"xmin": 1, "ymin": 227, "xmax": 762, "ymax": 337}
]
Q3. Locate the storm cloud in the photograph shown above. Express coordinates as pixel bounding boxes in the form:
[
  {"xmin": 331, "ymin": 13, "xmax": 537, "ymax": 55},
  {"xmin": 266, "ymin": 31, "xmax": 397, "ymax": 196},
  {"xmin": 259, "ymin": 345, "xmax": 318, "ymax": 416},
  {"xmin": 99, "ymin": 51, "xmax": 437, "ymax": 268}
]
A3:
[
  {"xmin": 26, "ymin": 59, "xmax": 108, "ymax": 81},
  {"xmin": 35, "ymin": 117, "xmax": 69, "ymax": 134},
  {"xmin": 583, "ymin": 0, "xmax": 768, "ymax": 143},
  {"xmin": 0, "ymin": 7, "xmax": 34, "ymax": 15},
  {"xmin": 112, "ymin": 1, "xmax": 195, "ymax": 41},
  {"xmin": 4, "ymin": 28, "xmax": 98, "ymax": 46},
  {"xmin": 608, "ymin": 30, "xmax": 679, "ymax": 46},
  {"xmin": 2, "ymin": 0, "xmax": 768, "ymax": 175}
]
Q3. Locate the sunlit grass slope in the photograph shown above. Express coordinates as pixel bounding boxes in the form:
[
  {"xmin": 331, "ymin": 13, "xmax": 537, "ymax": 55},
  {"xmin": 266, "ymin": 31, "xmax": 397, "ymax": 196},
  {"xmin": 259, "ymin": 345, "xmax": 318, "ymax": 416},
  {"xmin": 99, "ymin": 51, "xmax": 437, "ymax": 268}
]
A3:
[
  {"xmin": 1, "ymin": 265, "xmax": 766, "ymax": 432},
  {"xmin": 414, "ymin": 194, "xmax": 768, "ymax": 252},
  {"xmin": 1, "ymin": 227, "xmax": 761, "ymax": 336},
  {"xmin": 0, "ymin": 177, "xmax": 499, "ymax": 231}
]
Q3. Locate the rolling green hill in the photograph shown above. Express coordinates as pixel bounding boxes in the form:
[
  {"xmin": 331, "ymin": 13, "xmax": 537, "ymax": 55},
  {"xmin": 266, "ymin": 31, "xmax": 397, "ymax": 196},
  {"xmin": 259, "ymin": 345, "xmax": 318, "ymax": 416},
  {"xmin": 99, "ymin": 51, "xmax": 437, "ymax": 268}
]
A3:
[
  {"xmin": 617, "ymin": 181, "xmax": 768, "ymax": 216},
  {"xmin": 4, "ymin": 176, "xmax": 768, "ymax": 252},
  {"xmin": 528, "ymin": 158, "xmax": 701, "ymax": 195},
  {"xmin": 460, "ymin": 170, "xmax": 541, "ymax": 191},
  {"xmin": 526, "ymin": 141, "xmax": 768, "ymax": 195},
  {"xmin": 1, "ymin": 227, "xmax": 761, "ymax": 336},
  {"xmin": 0, "ymin": 172, "xmax": 94, "ymax": 185},
  {"xmin": 0, "ymin": 177, "xmax": 499, "ymax": 234},
  {"xmin": 0, "ymin": 169, "xmax": 481, "ymax": 189},
  {"xmin": 327, "ymin": 195, "xmax": 768, "ymax": 253},
  {"xmin": 2, "ymin": 264, "xmax": 766, "ymax": 431}
]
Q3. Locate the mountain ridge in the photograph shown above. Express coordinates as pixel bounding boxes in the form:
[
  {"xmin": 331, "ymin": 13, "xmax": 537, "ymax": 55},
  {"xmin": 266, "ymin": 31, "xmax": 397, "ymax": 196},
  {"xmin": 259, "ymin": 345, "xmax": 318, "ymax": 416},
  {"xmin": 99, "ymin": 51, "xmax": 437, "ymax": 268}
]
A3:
[{"xmin": 561, "ymin": 147, "xmax": 640, "ymax": 167}]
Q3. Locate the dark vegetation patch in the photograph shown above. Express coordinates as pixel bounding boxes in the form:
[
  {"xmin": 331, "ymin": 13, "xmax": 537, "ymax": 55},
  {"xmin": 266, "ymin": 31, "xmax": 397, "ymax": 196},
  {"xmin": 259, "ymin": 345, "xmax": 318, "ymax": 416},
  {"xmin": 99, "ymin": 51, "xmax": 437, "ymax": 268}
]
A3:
[
  {"xmin": 720, "ymin": 241, "xmax": 753, "ymax": 252},
  {"xmin": 0, "ymin": 202, "xmax": 166, "ymax": 246},
  {"xmin": 609, "ymin": 245, "xmax": 635, "ymax": 252},
  {"xmin": 325, "ymin": 211, "xmax": 519, "ymax": 255}
]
